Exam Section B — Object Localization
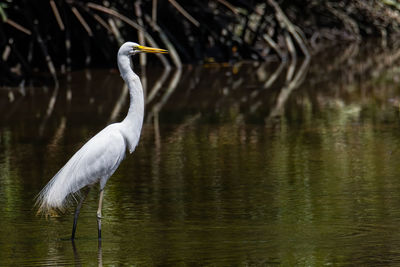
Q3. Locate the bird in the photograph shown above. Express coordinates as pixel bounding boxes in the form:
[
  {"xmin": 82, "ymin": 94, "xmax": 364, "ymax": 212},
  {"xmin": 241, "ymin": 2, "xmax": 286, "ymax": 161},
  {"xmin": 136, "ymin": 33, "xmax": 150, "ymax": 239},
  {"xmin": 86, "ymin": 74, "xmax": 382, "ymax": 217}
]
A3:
[{"xmin": 36, "ymin": 42, "xmax": 168, "ymax": 240}]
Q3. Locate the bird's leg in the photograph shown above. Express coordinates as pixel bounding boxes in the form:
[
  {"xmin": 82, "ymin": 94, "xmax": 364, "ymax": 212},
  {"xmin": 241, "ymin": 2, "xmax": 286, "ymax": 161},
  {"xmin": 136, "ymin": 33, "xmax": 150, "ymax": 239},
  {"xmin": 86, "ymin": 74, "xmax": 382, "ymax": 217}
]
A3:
[
  {"xmin": 71, "ymin": 187, "xmax": 91, "ymax": 240},
  {"xmin": 97, "ymin": 189, "xmax": 104, "ymax": 240}
]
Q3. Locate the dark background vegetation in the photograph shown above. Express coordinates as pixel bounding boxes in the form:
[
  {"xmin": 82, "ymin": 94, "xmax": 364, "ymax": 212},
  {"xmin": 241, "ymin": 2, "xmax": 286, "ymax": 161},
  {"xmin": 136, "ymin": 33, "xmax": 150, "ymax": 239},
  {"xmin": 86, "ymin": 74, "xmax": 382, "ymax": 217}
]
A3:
[{"xmin": 1, "ymin": 0, "xmax": 400, "ymax": 85}]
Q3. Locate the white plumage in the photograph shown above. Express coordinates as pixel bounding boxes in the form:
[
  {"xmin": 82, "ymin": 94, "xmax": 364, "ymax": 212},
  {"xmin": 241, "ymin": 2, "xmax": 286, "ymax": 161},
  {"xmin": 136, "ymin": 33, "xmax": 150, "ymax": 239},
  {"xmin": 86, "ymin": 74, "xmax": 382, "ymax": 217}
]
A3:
[
  {"xmin": 36, "ymin": 42, "xmax": 167, "ymax": 239},
  {"xmin": 37, "ymin": 124, "xmax": 127, "ymax": 213}
]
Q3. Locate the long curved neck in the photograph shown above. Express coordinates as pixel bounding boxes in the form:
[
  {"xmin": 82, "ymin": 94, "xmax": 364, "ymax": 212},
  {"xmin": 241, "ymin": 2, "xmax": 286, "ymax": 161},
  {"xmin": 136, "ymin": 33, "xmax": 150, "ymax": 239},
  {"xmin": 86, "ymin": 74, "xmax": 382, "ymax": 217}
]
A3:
[{"xmin": 118, "ymin": 54, "xmax": 144, "ymax": 153}]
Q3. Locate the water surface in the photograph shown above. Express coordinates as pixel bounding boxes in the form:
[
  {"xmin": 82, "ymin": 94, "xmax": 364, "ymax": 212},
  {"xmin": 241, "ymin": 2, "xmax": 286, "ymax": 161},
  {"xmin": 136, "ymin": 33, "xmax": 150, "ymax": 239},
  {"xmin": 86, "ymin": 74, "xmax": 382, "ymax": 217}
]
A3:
[{"xmin": 2, "ymin": 45, "xmax": 400, "ymax": 265}]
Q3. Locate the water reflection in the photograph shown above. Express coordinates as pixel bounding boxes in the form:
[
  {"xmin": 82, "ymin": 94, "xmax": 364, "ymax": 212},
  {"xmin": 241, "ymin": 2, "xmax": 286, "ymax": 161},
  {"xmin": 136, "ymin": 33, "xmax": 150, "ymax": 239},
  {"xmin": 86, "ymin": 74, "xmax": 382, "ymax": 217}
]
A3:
[
  {"xmin": 2, "ymin": 43, "xmax": 400, "ymax": 265},
  {"xmin": 72, "ymin": 240, "xmax": 103, "ymax": 267},
  {"xmin": 71, "ymin": 241, "xmax": 82, "ymax": 266}
]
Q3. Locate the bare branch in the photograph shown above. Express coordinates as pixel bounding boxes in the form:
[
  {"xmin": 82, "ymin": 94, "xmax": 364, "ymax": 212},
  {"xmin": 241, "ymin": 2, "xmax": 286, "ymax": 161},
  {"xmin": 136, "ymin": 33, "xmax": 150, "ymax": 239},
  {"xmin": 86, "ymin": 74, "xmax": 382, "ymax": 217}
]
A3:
[
  {"xmin": 216, "ymin": 0, "xmax": 239, "ymax": 15},
  {"xmin": 5, "ymin": 19, "xmax": 31, "ymax": 35},
  {"xmin": 168, "ymin": 0, "xmax": 200, "ymax": 27},
  {"xmin": 71, "ymin": 6, "xmax": 93, "ymax": 36},
  {"xmin": 50, "ymin": 0, "xmax": 65, "ymax": 31}
]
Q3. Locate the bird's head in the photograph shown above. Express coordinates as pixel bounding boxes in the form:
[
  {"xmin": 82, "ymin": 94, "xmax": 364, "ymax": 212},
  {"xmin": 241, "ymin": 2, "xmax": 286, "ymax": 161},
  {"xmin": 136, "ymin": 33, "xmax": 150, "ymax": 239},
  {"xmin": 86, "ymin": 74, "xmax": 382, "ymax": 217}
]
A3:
[{"xmin": 118, "ymin": 42, "xmax": 168, "ymax": 56}]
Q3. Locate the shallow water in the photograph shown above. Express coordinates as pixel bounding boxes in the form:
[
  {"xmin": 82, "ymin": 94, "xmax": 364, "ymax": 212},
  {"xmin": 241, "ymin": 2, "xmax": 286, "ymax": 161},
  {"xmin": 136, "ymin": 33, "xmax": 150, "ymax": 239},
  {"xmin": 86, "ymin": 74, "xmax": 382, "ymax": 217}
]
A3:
[{"xmin": 2, "ymin": 45, "xmax": 400, "ymax": 265}]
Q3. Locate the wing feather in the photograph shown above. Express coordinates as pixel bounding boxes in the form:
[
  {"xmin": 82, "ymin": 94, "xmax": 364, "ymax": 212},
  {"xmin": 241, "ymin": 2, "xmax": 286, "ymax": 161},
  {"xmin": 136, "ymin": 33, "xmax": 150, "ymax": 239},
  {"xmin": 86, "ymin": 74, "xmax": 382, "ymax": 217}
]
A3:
[{"xmin": 36, "ymin": 123, "xmax": 126, "ymax": 215}]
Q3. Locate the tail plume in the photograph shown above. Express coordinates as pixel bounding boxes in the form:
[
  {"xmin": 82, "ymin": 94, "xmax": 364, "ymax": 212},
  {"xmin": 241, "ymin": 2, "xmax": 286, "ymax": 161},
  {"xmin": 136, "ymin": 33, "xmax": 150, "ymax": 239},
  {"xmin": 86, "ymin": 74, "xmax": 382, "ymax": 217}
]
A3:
[
  {"xmin": 36, "ymin": 174, "xmax": 82, "ymax": 217},
  {"xmin": 35, "ymin": 163, "xmax": 86, "ymax": 217}
]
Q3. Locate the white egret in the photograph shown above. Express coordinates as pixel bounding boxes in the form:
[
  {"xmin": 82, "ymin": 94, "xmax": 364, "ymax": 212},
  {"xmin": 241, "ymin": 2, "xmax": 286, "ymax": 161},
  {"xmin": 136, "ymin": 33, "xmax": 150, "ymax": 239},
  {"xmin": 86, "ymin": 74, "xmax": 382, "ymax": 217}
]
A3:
[{"xmin": 36, "ymin": 42, "xmax": 168, "ymax": 240}]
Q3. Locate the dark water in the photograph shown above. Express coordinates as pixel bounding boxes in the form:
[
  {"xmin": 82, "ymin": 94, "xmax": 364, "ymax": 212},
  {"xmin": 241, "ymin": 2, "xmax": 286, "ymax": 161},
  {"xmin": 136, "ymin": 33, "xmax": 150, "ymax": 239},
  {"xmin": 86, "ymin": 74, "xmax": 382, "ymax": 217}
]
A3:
[{"xmin": 2, "ymin": 45, "xmax": 400, "ymax": 265}]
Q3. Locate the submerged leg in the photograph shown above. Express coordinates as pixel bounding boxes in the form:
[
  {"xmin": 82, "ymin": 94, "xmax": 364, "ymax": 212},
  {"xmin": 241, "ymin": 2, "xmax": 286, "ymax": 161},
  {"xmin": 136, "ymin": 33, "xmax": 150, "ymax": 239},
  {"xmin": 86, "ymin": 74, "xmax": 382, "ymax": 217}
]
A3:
[
  {"xmin": 71, "ymin": 187, "xmax": 91, "ymax": 240},
  {"xmin": 98, "ymin": 236, "xmax": 103, "ymax": 266},
  {"xmin": 97, "ymin": 189, "xmax": 104, "ymax": 240}
]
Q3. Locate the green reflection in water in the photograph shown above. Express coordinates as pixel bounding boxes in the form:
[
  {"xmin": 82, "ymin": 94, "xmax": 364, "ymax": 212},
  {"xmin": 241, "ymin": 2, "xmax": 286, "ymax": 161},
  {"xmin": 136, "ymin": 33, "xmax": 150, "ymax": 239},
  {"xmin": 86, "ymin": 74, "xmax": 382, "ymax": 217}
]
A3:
[{"xmin": 1, "ymin": 45, "xmax": 400, "ymax": 265}]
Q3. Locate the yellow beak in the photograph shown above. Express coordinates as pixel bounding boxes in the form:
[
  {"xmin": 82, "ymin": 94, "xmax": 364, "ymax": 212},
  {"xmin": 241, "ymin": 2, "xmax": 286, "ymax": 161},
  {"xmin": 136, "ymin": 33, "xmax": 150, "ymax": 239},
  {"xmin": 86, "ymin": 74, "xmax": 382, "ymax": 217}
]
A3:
[{"xmin": 137, "ymin": 45, "xmax": 168, "ymax": 54}]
